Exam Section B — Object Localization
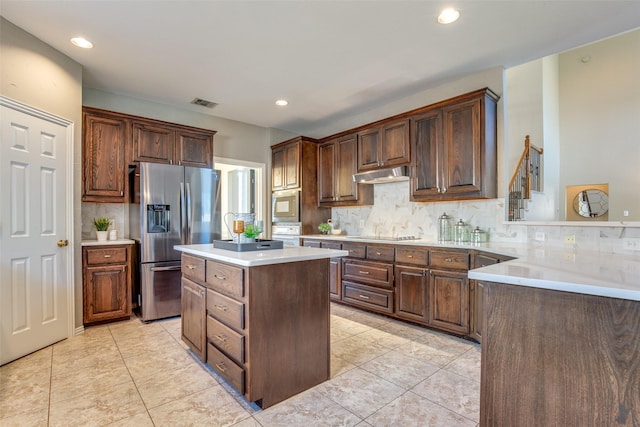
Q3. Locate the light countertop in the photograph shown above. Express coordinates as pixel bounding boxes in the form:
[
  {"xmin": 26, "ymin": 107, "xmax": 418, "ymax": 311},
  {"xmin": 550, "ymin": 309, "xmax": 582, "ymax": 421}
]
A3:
[
  {"xmin": 81, "ymin": 239, "xmax": 135, "ymax": 246},
  {"xmin": 174, "ymin": 244, "xmax": 348, "ymax": 267},
  {"xmin": 302, "ymin": 235, "xmax": 640, "ymax": 302}
]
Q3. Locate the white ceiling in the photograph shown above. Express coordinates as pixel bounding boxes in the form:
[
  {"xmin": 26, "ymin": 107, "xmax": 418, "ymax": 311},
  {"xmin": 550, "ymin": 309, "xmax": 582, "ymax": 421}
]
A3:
[{"xmin": 2, "ymin": 1, "xmax": 639, "ymax": 138}]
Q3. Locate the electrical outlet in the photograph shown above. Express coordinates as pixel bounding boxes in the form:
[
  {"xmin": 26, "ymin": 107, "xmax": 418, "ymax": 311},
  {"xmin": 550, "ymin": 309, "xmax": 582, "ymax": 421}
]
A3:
[
  {"xmin": 359, "ymin": 219, "xmax": 365, "ymax": 228},
  {"xmin": 623, "ymin": 210, "xmax": 630, "ymax": 217},
  {"xmin": 563, "ymin": 235, "xmax": 576, "ymax": 244},
  {"xmin": 623, "ymin": 238, "xmax": 640, "ymax": 251},
  {"xmin": 563, "ymin": 252, "xmax": 575, "ymax": 262},
  {"xmin": 535, "ymin": 231, "xmax": 546, "ymax": 241}
]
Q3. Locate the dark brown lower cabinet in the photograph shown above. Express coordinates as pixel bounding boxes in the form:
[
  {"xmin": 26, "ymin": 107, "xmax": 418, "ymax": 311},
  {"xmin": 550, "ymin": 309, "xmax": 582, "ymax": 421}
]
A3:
[
  {"xmin": 429, "ymin": 269, "xmax": 470, "ymax": 335},
  {"xmin": 181, "ymin": 277, "xmax": 206, "ymax": 361},
  {"xmin": 481, "ymin": 282, "xmax": 640, "ymax": 426},
  {"xmin": 394, "ymin": 265, "xmax": 428, "ymax": 324}
]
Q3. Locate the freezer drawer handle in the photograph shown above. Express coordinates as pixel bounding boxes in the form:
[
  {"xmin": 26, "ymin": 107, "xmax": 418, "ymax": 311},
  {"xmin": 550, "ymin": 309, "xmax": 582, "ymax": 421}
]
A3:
[
  {"xmin": 214, "ymin": 274, "xmax": 227, "ymax": 280},
  {"xmin": 150, "ymin": 266, "xmax": 182, "ymax": 272},
  {"xmin": 214, "ymin": 304, "xmax": 228, "ymax": 312}
]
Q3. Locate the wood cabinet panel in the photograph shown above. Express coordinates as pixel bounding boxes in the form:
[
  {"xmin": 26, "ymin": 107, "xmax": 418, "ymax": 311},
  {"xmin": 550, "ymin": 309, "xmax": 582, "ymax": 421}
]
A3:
[
  {"xmin": 271, "ymin": 142, "xmax": 300, "ymax": 190},
  {"xmin": 132, "ymin": 121, "xmax": 174, "ymax": 164},
  {"xmin": 317, "ymin": 141, "xmax": 336, "ymax": 203},
  {"xmin": 357, "ymin": 119, "xmax": 410, "ymax": 171},
  {"xmin": 366, "ymin": 245, "xmax": 395, "ymax": 262},
  {"xmin": 207, "ymin": 314, "xmax": 245, "ymax": 364},
  {"xmin": 205, "ymin": 260, "xmax": 244, "ymax": 298},
  {"xmin": 342, "ymin": 242, "xmax": 366, "ymax": 259},
  {"xmin": 176, "ymin": 129, "xmax": 213, "ymax": 168},
  {"xmin": 342, "ymin": 281, "xmax": 394, "ymax": 314},
  {"xmin": 357, "ymin": 127, "xmax": 382, "ymax": 171},
  {"xmin": 206, "ymin": 289, "xmax": 245, "ymax": 331},
  {"xmin": 410, "ymin": 109, "xmax": 442, "ymax": 198},
  {"xmin": 395, "ymin": 265, "xmax": 428, "ymax": 324},
  {"xmin": 181, "ymin": 253, "xmax": 206, "ymax": 282},
  {"xmin": 396, "ymin": 247, "xmax": 429, "ymax": 266},
  {"xmin": 207, "ymin": 342, "xmax": 245, "ymax": 394},
  {"xmin": 429, "ymin": 269, "xmax": 470, "ymax": 334},
  {"xmin": 430, "ymin": 249, "xmax": 470, "ymax": 270},
  {"xmin": 82, "ymin": 111, "xmax": 128, "ymax": 202},
  {"xmin": 328, "ymin": 257, "xmax": 341, "ymax": 301},
  {"xmin": 181, "ymin": 277, "xmax": 206, "ymax": 361},
  {"xmin": 85, "ymin": 247, "xmax": 128, "ymax": 266},
  {"xmin": 342, "ymin": 259, "xmax": 393, "ymax": 289}
]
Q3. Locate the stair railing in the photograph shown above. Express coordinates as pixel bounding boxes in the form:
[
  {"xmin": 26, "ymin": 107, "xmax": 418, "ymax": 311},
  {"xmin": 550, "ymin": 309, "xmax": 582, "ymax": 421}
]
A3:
[{"xmin": 508, "ymin": 135, "xmax": 543, "ymax": 221}]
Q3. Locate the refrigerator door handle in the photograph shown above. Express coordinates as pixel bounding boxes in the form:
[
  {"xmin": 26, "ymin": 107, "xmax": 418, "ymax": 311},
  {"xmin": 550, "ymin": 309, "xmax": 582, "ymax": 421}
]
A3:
[
  {"xmin": 186, "ymin": 182, "xmax": 192, "ymax": 244},
  {"xmin": 180, "ymin": 182, "xmax": 187, "ymax": 245}
]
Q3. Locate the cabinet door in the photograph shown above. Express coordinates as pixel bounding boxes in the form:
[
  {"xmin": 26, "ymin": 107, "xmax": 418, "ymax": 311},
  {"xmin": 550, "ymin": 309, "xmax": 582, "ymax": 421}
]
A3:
[
  {"xmin": 83, "ymin": 264, "xmax": 129, "ymax": 324},
  {"xmin": 284, "ymin": 142, "xmax": 300, "ymax": 189},
  {"xmin": 181, "ymin": 277, "xmax": 206, "ymax": 361},
  {"xmin": 472, "ymin": 281, "xmax": 484, "ymax": 343},
  {"xmin": 272, "ymin": 146, "xmax": 285, "ymax": 190},
  {"xmin": 336, "ymin": 134, "xmax": 359, "ymax": 201},
  {"xmin": 329, "ymin": 257, "xmax": 341, "ymax": 301},
  {"xmin": 357, "ymin": 127, "xmax": 382, "ymax": 171},
  {"xmin": 441, "ymin": 98, "xmax": 482, "ymax": 195},
  {"xmin": 82, "ymin": 112, "xmax": 128, "ymax": 202},
  {"xmin": 395, "ymin": 265, "xmax": 428, "ymax": 324},
  {"xmin": 429, "ymin": 269, "xmax": 470, "ymax": 334},
  {"xmin": 381, "ymin": 119, "xmax": 410, "ymax": 167},
  {"xmin": 132, "ymin": 121, "xmax": 174, "ymax": 164},
  {"xmin": 318, "ymin": 140, "xmax": 336, "ymax": 203},
  {"xmin": 410, "ymin": 110, "xmax": 442, "ymax": 199},
  {"xmin": 176, "ymin": 129, "xmax": 213, "ymax": 168}
]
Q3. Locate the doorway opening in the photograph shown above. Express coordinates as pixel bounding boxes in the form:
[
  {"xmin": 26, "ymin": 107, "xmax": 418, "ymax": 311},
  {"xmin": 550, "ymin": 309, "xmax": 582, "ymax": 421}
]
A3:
[{"xmin": 215, "ymin": 157, "xmax": 267, "ymax": 240}]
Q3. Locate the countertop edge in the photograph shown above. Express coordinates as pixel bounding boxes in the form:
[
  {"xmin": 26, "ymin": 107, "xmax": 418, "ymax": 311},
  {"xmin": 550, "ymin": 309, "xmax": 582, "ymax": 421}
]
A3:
[{"xmin": 81, "ymin": 239, "xmax": 135, "ymax": 246}]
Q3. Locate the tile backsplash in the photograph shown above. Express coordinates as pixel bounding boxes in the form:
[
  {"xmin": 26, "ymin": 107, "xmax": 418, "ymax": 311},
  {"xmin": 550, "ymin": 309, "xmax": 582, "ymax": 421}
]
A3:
[
  {"xmin": 81, "ymin": 203, "xmax": 127, "ymax": 240},
  {"xmin": 330, "ymin": 181, "xmax": 640, "ymax": 254}
]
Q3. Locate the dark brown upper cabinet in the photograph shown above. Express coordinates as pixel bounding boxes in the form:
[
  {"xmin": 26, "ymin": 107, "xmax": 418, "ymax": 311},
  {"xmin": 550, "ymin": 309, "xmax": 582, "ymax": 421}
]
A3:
[{"xmin": 357, "ymin": 119, "xmax": 410, "ymax": 172}]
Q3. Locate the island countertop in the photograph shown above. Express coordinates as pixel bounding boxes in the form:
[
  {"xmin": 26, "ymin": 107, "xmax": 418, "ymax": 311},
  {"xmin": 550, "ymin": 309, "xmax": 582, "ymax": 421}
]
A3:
[
  {"xmin": 301, "ymin": 235, "xmax": 640, "ymax": 302},
  {"xmin": 174, "ymin": 244, "xmax": 348, "ymax": 267}
]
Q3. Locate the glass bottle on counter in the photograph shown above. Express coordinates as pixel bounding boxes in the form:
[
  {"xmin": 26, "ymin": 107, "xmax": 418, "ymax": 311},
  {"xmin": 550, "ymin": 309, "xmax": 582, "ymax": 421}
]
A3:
[
  {"xmin": 471, "ymin": 226, "xmax": 488, "ymax": 244},
  {"xmin": 437, "ymin": 212, "xmax": 452, "ymax": 242},
  {"xmin": 454, "ymin": 219, "xmax": 469, "ymax": 243}
]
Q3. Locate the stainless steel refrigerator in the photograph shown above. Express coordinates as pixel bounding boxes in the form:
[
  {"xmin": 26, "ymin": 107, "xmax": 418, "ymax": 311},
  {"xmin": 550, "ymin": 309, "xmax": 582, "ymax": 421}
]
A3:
[{"xmin": 130, "ymin": 162, "xmax": 221, "ymax": 321}]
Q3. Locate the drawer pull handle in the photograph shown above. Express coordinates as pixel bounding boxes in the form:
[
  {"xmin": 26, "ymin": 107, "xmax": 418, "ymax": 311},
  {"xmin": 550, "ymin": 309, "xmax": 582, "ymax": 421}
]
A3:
[
  {"xmin": 214, "ymin": 334, "xmax": 227, "ymax": 343},
  {"xmin": 358, "ymin": 271, "xmax": 370, "ymax": 275},
  {"xmin": 407, "ymin": 255, "xmax": 413, "ymax": 258},
  {"xmin": 359, "ymin": 294, "xmax": 370, "ymax": 300},
  {"xmin": 445, "ymin": 257, "xmax": 453, "ymax": 262},
  {"xmin": 376, "ymin": 252, "xmax": 381, "ymax": 255},
  {"xmin": 187, "ymin": 264, "xmax": 196, "ymax": 270},
  {"xmin": 214, "ymin": 304, "xmax": 228, "ymax": 312},
  {"xmin": 214, "ymin": 274, "xmax": 227, "ymax": 280},
  {"xmin": 104, "ymin": 254, "xmax": 112, "ymax": 258},
  {"xmin": 215, "ymin": 362, "xmax": 227, "ymax": 372}
]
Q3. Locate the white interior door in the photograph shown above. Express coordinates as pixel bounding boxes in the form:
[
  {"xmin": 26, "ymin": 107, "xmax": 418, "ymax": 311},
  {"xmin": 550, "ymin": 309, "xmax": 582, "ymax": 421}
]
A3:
[{"xmin": 0, "ymin": 97, "xmax": 74, "ymax": 365}]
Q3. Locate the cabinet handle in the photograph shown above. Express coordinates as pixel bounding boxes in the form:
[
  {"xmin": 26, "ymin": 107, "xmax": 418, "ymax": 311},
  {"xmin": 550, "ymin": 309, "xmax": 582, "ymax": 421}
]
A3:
[
  {"xmin": 215, "ymin": 362, "xmax": 227, "ymax": 372},
  {"xmin": 214, "ymin": 304, "xmax": 228, "ymax": 312},
  {"xmin": 214, "ymin": 334, "xmax": 227, "ymax": 343},
  {"xmin": 104, "ymin": 254, "xmax": 112, "ymax": 258},
  {"xmin": 214, "ymin": 274, "xmax": 227, "ymax": 280},
  {"xmin": 358, "ymin": 271, "xmax": 370, "ymax": 275},
  {"xmin": 187, "ymin": 264, "xmax": 196, "ymax": 270},
  {"xmin": 445, "ymin": 257, "xmax": 453, "ymax": 262},
  {"xmin": 407, "ymin": 255, "xmax": 413, "ymax": 258},
  {"xmin": 376, "ymin": 252, "xmax": 381, "ymax": 255},
  {"xmin": 442, "ymin": 187, "xmax": 447, "ymax": 193},
  {"xmin": 359, "ymin": 294, "xmax": 370, "ymax": 300},
  {"xmin": 437, "ymin": 188, "xmax": 441, "ymax": 193}
]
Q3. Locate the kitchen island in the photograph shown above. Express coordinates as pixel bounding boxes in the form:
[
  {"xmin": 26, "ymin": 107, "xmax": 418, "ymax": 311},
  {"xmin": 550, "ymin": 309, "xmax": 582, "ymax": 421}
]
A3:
[{"xmin": 174, "ymin": 244, "xmax": 347, "ymax": 409}]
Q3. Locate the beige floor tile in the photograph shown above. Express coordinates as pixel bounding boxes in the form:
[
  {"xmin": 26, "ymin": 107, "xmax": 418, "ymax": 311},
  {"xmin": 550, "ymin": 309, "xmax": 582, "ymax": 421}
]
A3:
[
  {"xmin": 0, "ymin": 380, "xmax": 50, "ymax": 420},
  {"xmin": 135, "ymin": 362, "xmax": 218, "ymax": 409},
  {"xmin": 0, "ymin": 407, "xmax": 49, "ymax": 427},
  {"xmin": 376, "ymin": 320, "xmax": 433, "ymax": 340},
  {"xmin": 104, "ymin": 411, "xmax": 155, "ymax": 426},
  {"xmin": 365, "ymin": 391, "xmax": 476, "ymax": 427},
  {"xmin": 51, "ymin": 341, "xmax": 122, "ymax": 376},
  {"xmin": 331, "ymin": 354, "xmax": 357, "ymax": 378},
  {"xmin": 417, "ymin": 330, "xmax": 475, "ymax": 354},
  {"xmin": 356, "ymin": 328, "xmax": 411, "ymax": 349},
  {"xmin": 108, "ymin": 317, "xmax": 167, "ymax": 342},
  {"xmin": 315, "ymin": 367, "xmax": 404, "ymax": 419},
  {"xmin": 231, "ymin": 417, "xmax": 263, "ymax": 427},
  {"xmin": 331, "ymin": 335, "xmax": 391, "ymax": 366},
  {"xmin": 52, "ymin": 324, "xmax": 113, "ymax": 356},
  {"xmin": 255, "ymin": 388, "xmax": 362, "ymax": 427},
  {"xmin": 411, "ymin": 369, "xmax": 480, "ymax": 422},
  {"xmin": 50, "ymin": 358, "xmax": 132, "ymax": 403},
  {"xmin": 0, "ymin": 348, "xmax": 51, "ymax": 390},
  {"xmin": 331, "ymin": 316, "xmax": 374, "ymax": 337},
  {"xmin": 114, "ymin": 329, "xmax": 183, "ymax": 359},
  {"xmin": 396, "ymin": 340, "xmax": 462, "ymax": 368},
  {"xmin": 444, "ymin": 346, "xmax": 481, "ymax": 381},
  {"xmin": 148, "ymin": 385, "xmax": 251, "ymax": 427},
  {"xmin": 348, "ymin": 311, "xmax": 392, "ymax": 328},
  {"xmin": 360, "ymin": 350, "xmax": 440, "ymax": 389},
  {"xmin": 48, "ymin": 380, "xmax": 146, "ymax": 427},
  {"xmin": 124, "ymin": 345, "xmax": 197, "ymax": 383}
]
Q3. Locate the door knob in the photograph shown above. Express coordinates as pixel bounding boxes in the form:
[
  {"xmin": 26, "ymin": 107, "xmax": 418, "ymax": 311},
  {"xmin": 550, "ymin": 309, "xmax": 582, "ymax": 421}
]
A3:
[{"xmin": 57, "ymin": 239, "xmax": 69, "ymax": 247}]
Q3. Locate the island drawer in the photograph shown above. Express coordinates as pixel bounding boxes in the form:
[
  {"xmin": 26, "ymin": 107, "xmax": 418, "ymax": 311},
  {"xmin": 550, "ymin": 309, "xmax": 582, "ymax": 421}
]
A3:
[
  {"xmin": 206, "ymin": 261, "xmax": 244, "ymax": 298},
  {"xmin": 342, "ymin": 242, "xmax": 365, "ymax": 258},
  {"xmin": 396, "ymin": 247, "xmax": 429, "ymax": 266},
  {"xmin": 321, "ymin": 241, "xmax": 342, "ymax": 250},
  {"xmin": 84, "ymin": 246, "xmax": 128, "ymax": 266},
  {"xmin": 342, "ymin": 281, "xmax": 393, "ymax": 314},
  {"xmin": 207, "ymin": 289, "xmax": 244, "ymax": 331},
  {"xmin": 342, "ymin": 259, "xmax": 393, "ymax": 289},
  {"xmin": 366, "ymin": 245, "xmax": 395, "ymax": 262},
  {"xmin": 430, "ymin": 250, "xmax": 470, "ymax": 271},
  {"xmin": 181, "ymin": 254, "xmax": 205, "ymax": 282},
  {"xmin": 207, "ymin": 315, "xmax": 244, "ymax": 364},
  {"xmin": 207, "ymin": 343, "xmax": 245, "ymax": 394}
]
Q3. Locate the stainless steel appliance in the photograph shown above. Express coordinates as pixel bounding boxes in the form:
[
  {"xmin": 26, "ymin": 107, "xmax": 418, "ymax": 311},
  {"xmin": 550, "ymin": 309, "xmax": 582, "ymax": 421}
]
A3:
[
  {"xmin": 130, "ymin": 162, "xmax": 221, "ymax": 321},
  {"xmin": 272, "ymin": 223, "xmax": 301, "ymax": 247},
  {"xmin": 272, "ymin": 189, "xmax": 299, "ymax": 223}
]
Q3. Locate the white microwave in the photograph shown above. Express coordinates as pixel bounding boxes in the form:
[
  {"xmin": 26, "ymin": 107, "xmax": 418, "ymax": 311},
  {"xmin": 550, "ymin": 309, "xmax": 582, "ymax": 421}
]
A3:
[{"xmin": 272, "ymin": 190, "xmax": 300, "ymax": 223}]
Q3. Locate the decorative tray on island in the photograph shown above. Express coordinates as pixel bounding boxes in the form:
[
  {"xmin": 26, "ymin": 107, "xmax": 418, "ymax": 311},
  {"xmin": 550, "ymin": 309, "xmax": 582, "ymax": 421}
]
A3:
[{"xmin": 213, "ymin": 239, "xmax": 284, "ymax": 252}]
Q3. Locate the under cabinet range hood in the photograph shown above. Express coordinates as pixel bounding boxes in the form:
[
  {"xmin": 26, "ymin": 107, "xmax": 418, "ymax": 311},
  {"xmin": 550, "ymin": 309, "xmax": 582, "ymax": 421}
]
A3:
[{"xmin": 352, "ymin": 166, "xmax": 409, "ymax": 184}]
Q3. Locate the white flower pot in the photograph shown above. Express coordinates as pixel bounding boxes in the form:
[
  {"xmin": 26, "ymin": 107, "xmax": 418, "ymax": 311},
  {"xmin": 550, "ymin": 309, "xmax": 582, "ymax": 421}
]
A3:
[{"xmin": 96, "ymin": 231, "xmax": 108, "ymax": 242}]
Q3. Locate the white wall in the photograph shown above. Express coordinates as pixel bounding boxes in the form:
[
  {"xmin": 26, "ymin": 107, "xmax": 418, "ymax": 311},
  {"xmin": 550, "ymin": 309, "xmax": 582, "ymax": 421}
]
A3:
[{"xmin": 0, "ymin": 18, "xmax": 85, "ymax": 329}]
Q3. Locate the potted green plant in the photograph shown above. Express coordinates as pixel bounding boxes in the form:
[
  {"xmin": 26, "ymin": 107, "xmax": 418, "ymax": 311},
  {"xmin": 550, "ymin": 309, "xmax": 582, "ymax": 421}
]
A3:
[
  {"xmin": 243, "ymin": 224, "xmax": 261, "ymax": 242},
  {"xmin": 93, "ymin": 217, "xmax": 111, "ymax": 241},
  {"xmin": 318, "ymin": 223, "xmax": 331, "ymax": 235}
]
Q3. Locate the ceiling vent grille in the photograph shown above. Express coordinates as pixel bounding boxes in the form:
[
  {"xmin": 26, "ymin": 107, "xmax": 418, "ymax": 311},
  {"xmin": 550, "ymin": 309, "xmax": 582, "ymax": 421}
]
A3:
[{"xmin": 190, "ymin": 98, "xmax": 218, "ymax": 108}]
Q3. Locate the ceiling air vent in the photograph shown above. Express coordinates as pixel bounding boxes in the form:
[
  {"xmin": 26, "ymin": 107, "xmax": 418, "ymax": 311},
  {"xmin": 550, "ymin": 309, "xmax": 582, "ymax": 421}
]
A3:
[{"xmin": 190, "ymin": 98, "xmax": 218, "ymax": 108}]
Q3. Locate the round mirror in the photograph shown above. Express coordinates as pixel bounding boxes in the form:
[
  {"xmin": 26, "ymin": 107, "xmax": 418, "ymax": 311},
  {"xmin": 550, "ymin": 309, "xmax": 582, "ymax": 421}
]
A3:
[{"xmin": 573, "ymin": 189, "xmax": 609, "ymax": 218}]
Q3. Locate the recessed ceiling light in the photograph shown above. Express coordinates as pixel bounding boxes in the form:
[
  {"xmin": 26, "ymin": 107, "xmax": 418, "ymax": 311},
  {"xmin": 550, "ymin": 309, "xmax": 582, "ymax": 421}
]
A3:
[
  {"xmin": 275, "ymin": 99, "xmax": 288, "ymax": 106},
  {"xmin": 438, "ymin": 8, "xmax": 460, "ymax": 24},
  {"xmin": 70, "ymin": 37, "xmax": 93, "ymax": 48}
]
